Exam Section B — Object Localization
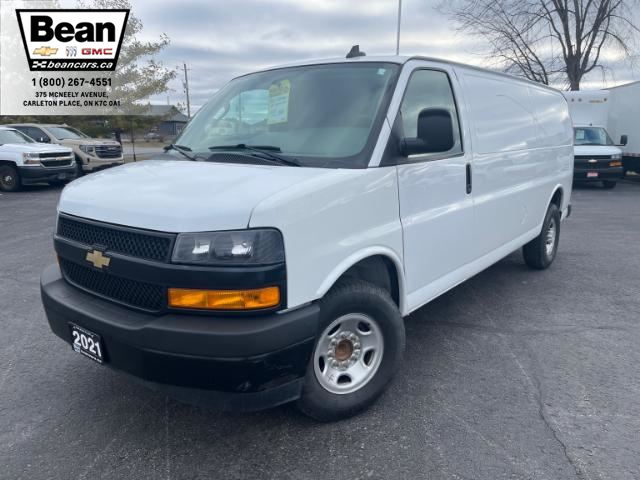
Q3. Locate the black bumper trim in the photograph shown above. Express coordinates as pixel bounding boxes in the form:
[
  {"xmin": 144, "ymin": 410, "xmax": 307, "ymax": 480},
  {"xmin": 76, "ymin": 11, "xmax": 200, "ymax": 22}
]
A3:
[
  {"xmin": 573, "ymin": 166, "xmax": 624, "ymax": 181},
  {"xmin": 41, "ymin": 263, "xmax": 319, "ymax": 404},
  {"xmin": 18, "ymin": 165, "xmax": 77, "ymax": 184}
]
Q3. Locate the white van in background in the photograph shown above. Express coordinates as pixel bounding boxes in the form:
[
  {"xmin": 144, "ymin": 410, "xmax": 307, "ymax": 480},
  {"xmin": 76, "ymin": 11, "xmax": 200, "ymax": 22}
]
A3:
[
  {"xmin": 41, "ymin": 52, "xmax": 573, "ymax": 421},
  {"xmin": 606, "ymin": 81, "xmax": 640, "ymax": 174},
  {"xmin": 563, "ymin": 90, "xmax": 627, "ymax": 188}
]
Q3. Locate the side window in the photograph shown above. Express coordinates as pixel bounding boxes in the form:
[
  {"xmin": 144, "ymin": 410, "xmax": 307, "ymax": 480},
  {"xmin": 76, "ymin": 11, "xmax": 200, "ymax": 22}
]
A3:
[
  {"xmin": 25, "ymin": 127, "xmax": 49, "ymax": 142},
  {"xmin": 399, "ymin": 70, "xmax": 462, "ymax": 156}
]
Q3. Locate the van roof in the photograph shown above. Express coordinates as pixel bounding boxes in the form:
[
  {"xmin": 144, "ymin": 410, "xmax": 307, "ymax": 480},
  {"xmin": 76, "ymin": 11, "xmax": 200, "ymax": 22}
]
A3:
[{"xmin": 240, "ymin": 54, "xmax": 561, "ymax": 93}]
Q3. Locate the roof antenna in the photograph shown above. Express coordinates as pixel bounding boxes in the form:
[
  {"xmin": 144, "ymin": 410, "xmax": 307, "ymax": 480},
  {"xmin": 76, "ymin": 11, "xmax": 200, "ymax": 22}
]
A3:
[{"xmin": 346, "ymin": 45, "xmax": 366, "ymax": 59}]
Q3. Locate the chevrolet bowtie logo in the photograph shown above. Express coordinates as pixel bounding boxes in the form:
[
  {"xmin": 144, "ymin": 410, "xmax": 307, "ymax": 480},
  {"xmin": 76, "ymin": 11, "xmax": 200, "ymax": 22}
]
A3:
[
  {"xmin": 33, "ymin": 46, "xmax": 58, "ymax": 56},
  {"xmin": 86, "ymin": 249, "xmax": 111, "ymax": 269}
]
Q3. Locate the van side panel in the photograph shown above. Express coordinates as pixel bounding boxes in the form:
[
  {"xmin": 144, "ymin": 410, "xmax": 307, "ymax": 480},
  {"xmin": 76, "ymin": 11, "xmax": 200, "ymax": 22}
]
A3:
[
  {"xmin": 458, "ymin": 69, "xmax": 573, "ymax": 257},
  {"xmin": 248, "ymin": 168, "xmax": 405, "ymax": 312}
]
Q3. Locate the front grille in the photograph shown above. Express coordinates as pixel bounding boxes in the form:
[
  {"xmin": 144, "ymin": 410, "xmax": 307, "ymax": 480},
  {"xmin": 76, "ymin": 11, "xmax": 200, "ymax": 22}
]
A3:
[
  {"xmin": 574, "ymin": 155, "xmax": 613, "ymax": 161},
  {"xmin": 39, "ymin": 151, "xmax": 71, "ymax": 159},
  {"xmin": 57, "ymin": 216, "xmax": 174, "ymax": 262},
  {"xmin": 95, "ymin": 145, "xmax": 122, "ymax": 159},
  {"xmin": 60, "ymin": 258, "xmax": 165, "ymax": 311},
  {"xmin": 41, "ymin": 158, "xmax": 73, "ymax": 167}
]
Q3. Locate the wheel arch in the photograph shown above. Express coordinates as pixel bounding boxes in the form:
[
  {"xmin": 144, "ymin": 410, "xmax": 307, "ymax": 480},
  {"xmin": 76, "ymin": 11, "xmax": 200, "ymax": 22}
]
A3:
[
  {"xmin": 547, "ymin": 185, "xmax": 564, "ymax": 211},
  {"xmin": 316, "ymin": 247, "xmax": 406, "ymax": 315}
]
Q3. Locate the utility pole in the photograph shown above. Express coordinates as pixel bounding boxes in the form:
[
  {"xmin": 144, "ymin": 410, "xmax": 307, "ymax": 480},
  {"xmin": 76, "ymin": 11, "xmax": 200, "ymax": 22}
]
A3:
[
  {"xmin": 396, "ymin": 0, "xmax": 402, "ymax": 55},
  {"xmin": 182, "ymin": 62, "xmax": 191, "ymax": 119}
]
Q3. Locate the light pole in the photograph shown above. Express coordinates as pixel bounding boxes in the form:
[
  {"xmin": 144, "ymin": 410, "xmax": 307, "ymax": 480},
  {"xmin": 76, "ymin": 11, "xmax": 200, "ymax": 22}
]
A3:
[{"xmin": 396, "ymin": 0, "xmax": 402, "ymax": 55}]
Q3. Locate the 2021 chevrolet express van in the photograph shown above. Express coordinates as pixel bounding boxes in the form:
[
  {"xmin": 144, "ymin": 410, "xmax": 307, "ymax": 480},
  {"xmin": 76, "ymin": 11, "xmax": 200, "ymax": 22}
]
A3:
[
  {"xmin": 41, "ymin": 53, "xmax": 573, "ymax": 421},
  {"xmin": 7, "ymin": 123, "xmax": 123, "ymax": 176}
]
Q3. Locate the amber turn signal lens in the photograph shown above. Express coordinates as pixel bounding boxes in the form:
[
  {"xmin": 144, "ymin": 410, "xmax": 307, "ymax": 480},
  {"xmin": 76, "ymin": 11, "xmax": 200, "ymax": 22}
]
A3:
[
  {"xmin": 609, "ymin": 161, "xmax": 622, "ymax": 167},
  {"xmin": 168, "ymin": 287, "xmax": 280, "ymax": 310}
]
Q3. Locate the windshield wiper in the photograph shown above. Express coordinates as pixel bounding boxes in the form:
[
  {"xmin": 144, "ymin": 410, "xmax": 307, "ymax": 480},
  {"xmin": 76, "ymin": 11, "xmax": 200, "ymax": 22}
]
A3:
[
  {"xmin": 208, "ymin": 144, "xmax": 300, "ymax": 167},
  {"xmin": 164, "ymin": 143, "xmax": 196, "ymax": 161}
]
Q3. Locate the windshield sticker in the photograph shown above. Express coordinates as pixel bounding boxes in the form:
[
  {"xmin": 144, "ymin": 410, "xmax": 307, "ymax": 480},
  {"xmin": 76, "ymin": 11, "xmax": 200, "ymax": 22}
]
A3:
[
  {"xmin": 267, "ymin": 79, "xmax": 291, "ymax": 125},
  {"xmin": 575, "ymin": 130, "xmax": 585, "ymax": 140}
]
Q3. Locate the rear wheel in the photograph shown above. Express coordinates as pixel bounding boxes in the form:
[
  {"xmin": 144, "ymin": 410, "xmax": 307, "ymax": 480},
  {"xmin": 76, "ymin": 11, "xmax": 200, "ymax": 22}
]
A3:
[
  {"xmin": 602, "ymin": 180, "xmax": 617, "ymax": 189},
  {"xmin": 523, "ymin": 203, "xmax": 560, "ymax": 270},
  {"xmin": 296, "ymin": 279, "xmax": 405, "ymax": 421},
  {"xmin": 0, "ymin": 164, "xmax": 20, "ymax": 192}
]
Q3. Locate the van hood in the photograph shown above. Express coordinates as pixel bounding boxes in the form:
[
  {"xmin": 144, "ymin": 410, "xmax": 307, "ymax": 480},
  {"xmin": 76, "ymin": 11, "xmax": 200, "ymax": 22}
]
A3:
[
  {"xmin": 574, "ymin": 145, "xmax": 621, "ymax": 156},
  {"xmin": 0, "ymin": 143, "xmax": 72, "ymax": 154},
  {"xmin": 58, "ymin": 160, "xmax": 334, "ymax": 232}
]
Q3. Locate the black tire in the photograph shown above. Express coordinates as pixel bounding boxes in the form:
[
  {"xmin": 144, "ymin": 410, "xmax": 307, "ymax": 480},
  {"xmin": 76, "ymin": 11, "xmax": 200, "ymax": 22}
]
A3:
[
  {"xmin": 523, "ymin": 203, "xmax": 560, "ymax": 270},
  {"xmin": 602, "ymin": 180, "xmax": 616, "ymax": 189},
  {"xmin": 296, "ymin": 279, "xmax": 405, "ymax": 422},
  {"xmin": 0, "ymin": 164, "xmax": 21, "ymax": 192},
  {"xmin": 75, "ymin": 155, "xmax": 84, "ymax": 177}
]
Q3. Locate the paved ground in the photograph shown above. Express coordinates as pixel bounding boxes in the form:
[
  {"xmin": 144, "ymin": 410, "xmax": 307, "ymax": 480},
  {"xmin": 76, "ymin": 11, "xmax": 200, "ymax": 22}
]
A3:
[{"xmin": 1, "ymin": 181, "xmax": 639, "ymax": 480}]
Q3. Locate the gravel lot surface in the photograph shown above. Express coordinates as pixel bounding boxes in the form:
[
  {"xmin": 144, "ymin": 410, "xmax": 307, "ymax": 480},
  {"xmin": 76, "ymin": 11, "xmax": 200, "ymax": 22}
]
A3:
[{"xmin": 1, "ymin": 180, "xmax": 639, "ymax": 480}]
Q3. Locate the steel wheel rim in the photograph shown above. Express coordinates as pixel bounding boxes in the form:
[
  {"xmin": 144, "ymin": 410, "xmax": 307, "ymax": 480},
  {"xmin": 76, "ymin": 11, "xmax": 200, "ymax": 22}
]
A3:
[
  {"xmin": 313, "ymin": 313, "xmax": 384, "ymax": 395},
  {"xmin": 545, "ymin": 217, "xmax": 557, "ymax": 257},
  {"xmin": 1, "ymin": 172, "xmax": 15, "ymax": 188}
]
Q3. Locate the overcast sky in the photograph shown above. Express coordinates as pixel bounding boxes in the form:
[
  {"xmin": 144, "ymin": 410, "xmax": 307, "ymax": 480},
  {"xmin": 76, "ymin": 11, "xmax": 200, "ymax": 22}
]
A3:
[{"xmin": 126, "ymin": 0, "xmax": 639, "ymax": 110}]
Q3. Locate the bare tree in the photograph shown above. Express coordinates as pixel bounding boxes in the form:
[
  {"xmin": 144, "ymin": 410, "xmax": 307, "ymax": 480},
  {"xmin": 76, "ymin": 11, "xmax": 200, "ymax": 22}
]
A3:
[{"xmin": 440, "ymin": 0, "xmax": 640, "ymax": 90}]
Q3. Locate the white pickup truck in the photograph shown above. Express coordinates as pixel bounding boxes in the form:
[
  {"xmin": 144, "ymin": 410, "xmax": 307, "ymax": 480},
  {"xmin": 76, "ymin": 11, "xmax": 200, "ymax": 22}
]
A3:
[
  {"xmin": 41, "ymin": 52, "xmax": 573, "ymax": 421},
  {"xmin": 0, "ymin": 126, "xmax": 75, "ymax": 192}
]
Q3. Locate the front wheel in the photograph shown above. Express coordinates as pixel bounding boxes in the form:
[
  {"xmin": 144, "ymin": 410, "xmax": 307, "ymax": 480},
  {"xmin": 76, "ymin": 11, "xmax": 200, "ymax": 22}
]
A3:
[
  {"xmin": 296, "ymin": 279, "xmax": 405, "ymax": 422},
  {"xmin": 523, "ymin": 203, "xmax": 560, "ymax": 270},
  {"xmin": 75, "ymin": 156, "xmax": 84, "ymax": 177},
  {"xmin": 0, "ymin": 164, "xmax": 20, "ymax": 192}
]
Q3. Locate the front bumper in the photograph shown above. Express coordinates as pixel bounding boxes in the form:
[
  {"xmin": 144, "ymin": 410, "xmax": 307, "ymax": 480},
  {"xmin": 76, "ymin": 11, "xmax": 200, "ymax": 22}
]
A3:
[
  {"xmin": 41, "ymin": 264, "xmax": 319, "ymax": 411},
  {"xmin": 573, "ymin": 166, "xmax": 624, "ymax": 182},
  {"xmin": 18, "ymin": 165, "xmax": 77, "ymax": 184},
  {"xmin": 81, "ymin": 157, "xmax": 124, "ymax": 172}
]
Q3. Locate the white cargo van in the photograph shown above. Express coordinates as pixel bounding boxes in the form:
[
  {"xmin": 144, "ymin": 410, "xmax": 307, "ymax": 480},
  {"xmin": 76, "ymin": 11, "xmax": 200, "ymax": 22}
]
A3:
[
  {"xmin": 563, "ymin": 90, "xmax": 626, "ymax": 188},
  {"xmin": 606, "ymin": 81, "xmax": 639, "ymax": 174},
  {"xmin": 41, "ymin": 53, "xmax": 573, "ymax": 421}
]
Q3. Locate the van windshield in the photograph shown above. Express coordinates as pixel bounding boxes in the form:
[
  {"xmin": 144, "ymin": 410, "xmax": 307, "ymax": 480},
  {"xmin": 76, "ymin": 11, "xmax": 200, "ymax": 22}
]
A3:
[
  {"xmin": 174, "ymin": 62, "xmax": 400, "ymax": 168},
  {"xmin": 574, "ymin": 127, "xmax": 614, "ymax": 146}
]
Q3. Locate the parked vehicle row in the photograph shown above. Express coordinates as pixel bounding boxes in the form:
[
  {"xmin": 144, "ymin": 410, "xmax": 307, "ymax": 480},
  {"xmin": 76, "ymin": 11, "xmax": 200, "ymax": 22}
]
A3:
[
  {"xmin": 0, "ymin": 126, "xmax": 75, "ymax": 192},
  {"xmin": 0, "ymin": 123, "xmax": 124, "ymax": 191}
]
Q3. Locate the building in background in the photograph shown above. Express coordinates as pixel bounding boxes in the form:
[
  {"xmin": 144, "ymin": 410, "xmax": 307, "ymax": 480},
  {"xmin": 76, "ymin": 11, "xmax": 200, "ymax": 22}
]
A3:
[{"xmin": 145, "ymin": 105, "xmax": 189, "ymax": 137}]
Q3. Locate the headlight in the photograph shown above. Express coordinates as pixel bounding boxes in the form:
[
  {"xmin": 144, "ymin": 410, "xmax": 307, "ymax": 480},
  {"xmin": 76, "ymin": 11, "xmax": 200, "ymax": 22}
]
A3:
[
  {"xmin": 22, "ymin": 152, "xmax": 40, "ymax": 165},
  {"xmin": 172, "ymin": 229, "xmax": 285, "ymax": 265},
  {"xmin": 79, "ymin": 145, "xmax": 96, "ymax": 155}
]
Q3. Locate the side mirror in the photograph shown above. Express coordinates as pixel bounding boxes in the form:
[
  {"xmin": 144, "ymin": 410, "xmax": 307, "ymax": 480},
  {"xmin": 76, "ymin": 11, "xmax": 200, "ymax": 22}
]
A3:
[
  {"xmin": 400, "ymin": 108, "xmax": 454, "ymax": 156},
  {"xmin": 38, "ymin": 137, "xmax": 50, "ymax": 143},
  {"xmin": 619, "ymin": 135, "xmax": 628, "ymax": 146}
]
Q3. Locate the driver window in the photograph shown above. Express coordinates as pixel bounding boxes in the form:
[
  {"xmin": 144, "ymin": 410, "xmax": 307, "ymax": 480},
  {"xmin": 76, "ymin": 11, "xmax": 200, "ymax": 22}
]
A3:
[{"xmin": 400, "ymin": 70, "xmax": 462, "ymax": 155}]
